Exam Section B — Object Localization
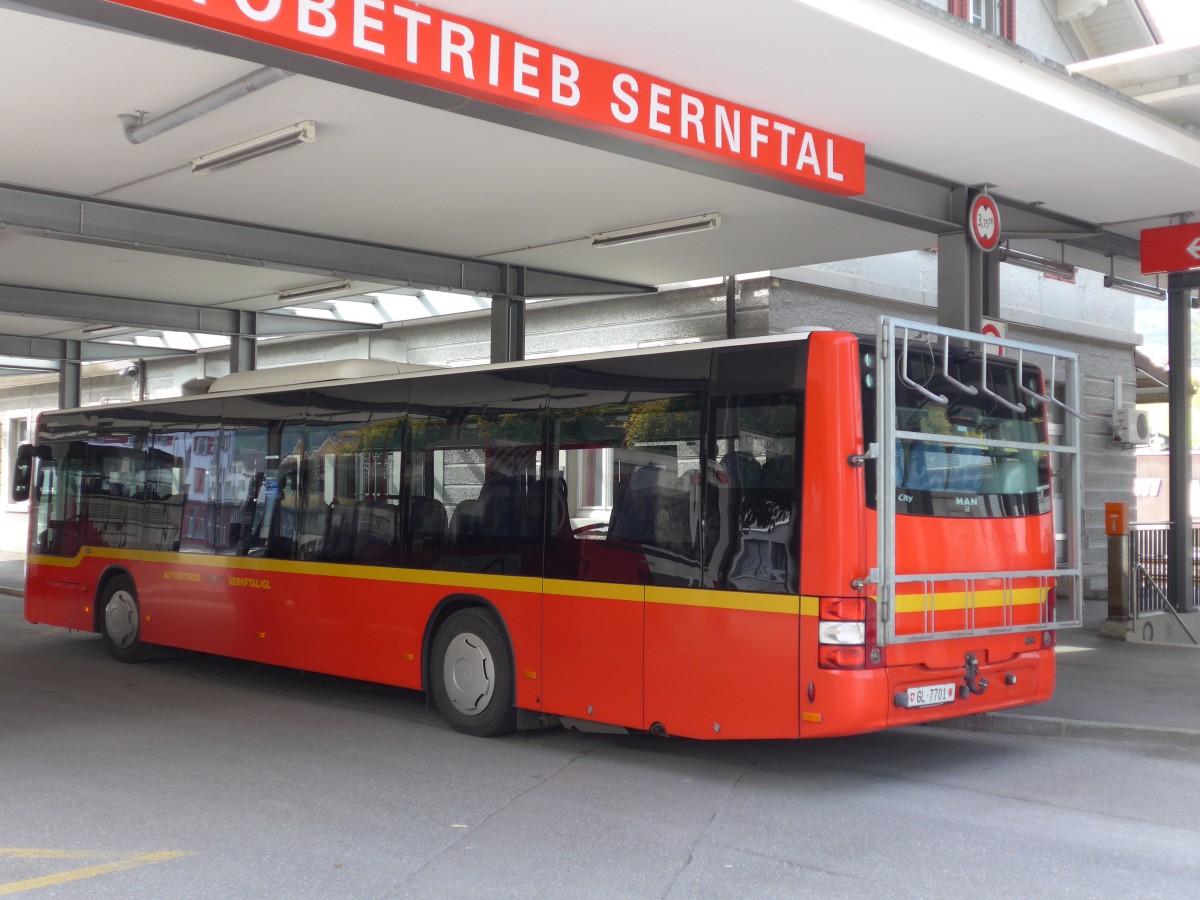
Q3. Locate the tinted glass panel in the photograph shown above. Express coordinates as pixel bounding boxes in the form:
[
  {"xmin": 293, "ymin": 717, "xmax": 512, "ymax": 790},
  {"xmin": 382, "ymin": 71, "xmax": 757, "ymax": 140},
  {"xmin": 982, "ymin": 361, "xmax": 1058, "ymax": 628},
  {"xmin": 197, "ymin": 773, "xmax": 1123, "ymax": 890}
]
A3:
[
  {"xmin": 214, "ymin": 392, "xmax": 305, "ymax": 559},
  {"xmin": 82, "ymin": 428, "xmax": 148, "ymax": 551},
  {"xmin": 547, "ymin": 350, "xmax": 711, "ymax": 587},
  {"xmin": 407, "ymin": 369, "xmax": 550, "ymax": 576},
  {"xmin": 30, "ymin": 440, "xmax": 85, "ymax": 557},
  {"xmin": 862, "ymin": 339, "xmax": 1052, "ymax": 518},
  {"xmin": 139, "ymin": 398, "xmax": 226, "ymax": 553},
  {"xmin": 298, "ymin": 383, "xmax": 408, "ymax": 565},
  {"xmin": 707, "ymin": 393, "xmax": 801, "ymax": 594}
]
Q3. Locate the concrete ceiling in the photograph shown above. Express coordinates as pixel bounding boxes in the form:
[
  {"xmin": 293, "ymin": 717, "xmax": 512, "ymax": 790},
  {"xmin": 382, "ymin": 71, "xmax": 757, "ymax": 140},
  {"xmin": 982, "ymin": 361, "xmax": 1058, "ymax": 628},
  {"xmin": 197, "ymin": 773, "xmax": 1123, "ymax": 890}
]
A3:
[
  {"xmin": 1, "ymin": 0, "xmax": 1199, "ymax": 366},
  {"xmin": 1071, "ymin": 41, "xmax": 1200, "ymax": 129}
]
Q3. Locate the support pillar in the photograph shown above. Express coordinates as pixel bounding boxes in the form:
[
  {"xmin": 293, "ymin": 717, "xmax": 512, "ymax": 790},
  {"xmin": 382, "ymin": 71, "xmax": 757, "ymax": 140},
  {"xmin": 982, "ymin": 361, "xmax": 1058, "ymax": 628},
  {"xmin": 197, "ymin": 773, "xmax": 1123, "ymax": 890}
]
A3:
[
  {"xmin": 490, "ymin": 295, "xmax": 525, "ymax": 363},
  {"xmin": 58, "ymin": 340, "xmax": 81, "ymax": 409},
  {"xmin": 1168, "ymin": 272, "xmax": 1197, "ymax": 612},
  {"xmin": 981, "ymin": 246, "xmax": 1001, "ymax": 320},
  {"xmin": 230, "ymin": 310, "xmax": 257, "ymax": 374},
  {"xmin": 937, "ymin": 188, "xmax": 984, "ymax": 333},
  {"xmin": 725, "ymin": 275, "xmax": 737, "ymax": 340}
]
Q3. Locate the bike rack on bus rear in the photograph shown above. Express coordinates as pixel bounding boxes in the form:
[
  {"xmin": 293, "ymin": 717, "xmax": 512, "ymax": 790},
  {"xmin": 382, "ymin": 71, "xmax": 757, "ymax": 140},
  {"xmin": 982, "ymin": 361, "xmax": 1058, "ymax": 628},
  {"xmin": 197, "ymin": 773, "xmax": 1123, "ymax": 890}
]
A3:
[{"xmin": 867, "ymin": 316, "xmax": 1085, "ymax": 644}]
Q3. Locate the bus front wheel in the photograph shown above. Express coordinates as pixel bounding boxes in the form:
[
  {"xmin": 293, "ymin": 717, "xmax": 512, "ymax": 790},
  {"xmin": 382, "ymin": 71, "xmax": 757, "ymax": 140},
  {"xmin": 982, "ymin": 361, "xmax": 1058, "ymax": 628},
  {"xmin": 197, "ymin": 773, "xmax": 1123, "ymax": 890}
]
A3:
[
  {"xmin": 100, "ymin": 575, "xmax": 147, "ymax": 663},
  {"xmin": 430, "ymin": 608, "xmax": 516, "ymax": 737}
]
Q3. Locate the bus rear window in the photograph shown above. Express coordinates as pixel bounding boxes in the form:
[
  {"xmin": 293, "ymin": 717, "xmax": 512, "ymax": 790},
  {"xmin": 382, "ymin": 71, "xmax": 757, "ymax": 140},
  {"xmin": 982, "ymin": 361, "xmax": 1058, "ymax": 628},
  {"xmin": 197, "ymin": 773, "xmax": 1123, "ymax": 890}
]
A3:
[{"xmin": 861, "ymin": 338, "xmax": 1051, "ymax": 518}]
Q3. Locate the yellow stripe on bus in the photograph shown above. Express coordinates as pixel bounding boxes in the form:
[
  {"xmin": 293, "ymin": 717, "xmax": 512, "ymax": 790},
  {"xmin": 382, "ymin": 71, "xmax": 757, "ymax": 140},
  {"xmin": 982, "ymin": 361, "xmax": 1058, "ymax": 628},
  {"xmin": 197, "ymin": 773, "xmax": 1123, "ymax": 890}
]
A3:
[
  {"xmin": 543, "ymin": 579, "xmax": 642, "ymax": 603},
  {"xmin": 33, "ymin": 548, "xmax": 543, "ymax": 595},
  {"xmin": 32, "ymin": 549, "xmax": 817, "ymax": 615},
  {"xmin": 893, "ymin": 586, "xmax": 1045, "ymax": 614},
  {"xmin": 646, "ymin": 586, "xmax": 800, "ymax": 616}
]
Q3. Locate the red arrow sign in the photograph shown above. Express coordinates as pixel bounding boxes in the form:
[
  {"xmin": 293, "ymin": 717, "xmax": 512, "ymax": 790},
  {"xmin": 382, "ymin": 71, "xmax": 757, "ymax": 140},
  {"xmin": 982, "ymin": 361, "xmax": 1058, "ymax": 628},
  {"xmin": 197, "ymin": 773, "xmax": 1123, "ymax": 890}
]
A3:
[{"xmin": 1142, "ymin": 222, "xmax": 1200, "ymax": 275}]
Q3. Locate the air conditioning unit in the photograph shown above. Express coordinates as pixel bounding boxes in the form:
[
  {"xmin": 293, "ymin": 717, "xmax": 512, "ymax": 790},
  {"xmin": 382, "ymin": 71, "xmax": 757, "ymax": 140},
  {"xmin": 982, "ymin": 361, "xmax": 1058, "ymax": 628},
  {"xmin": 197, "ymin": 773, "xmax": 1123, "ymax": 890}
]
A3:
[{"xmin": 1112, "ymin": 407, "xmax": 1151, "ymax": 445}]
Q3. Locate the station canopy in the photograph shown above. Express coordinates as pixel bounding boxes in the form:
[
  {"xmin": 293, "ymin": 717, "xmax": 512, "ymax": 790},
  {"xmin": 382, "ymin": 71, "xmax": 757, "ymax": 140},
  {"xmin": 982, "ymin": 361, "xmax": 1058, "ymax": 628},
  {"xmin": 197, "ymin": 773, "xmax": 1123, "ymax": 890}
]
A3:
[{"xmin": 1, "ymin": 0, "xmax": 1199, "ymax": 369}]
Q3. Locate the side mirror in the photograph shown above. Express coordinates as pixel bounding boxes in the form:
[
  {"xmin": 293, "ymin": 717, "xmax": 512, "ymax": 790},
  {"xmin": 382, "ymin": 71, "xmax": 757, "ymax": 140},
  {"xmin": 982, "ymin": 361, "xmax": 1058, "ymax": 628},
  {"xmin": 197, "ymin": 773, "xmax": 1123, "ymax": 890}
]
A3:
[{"xmin": 11, "ymin": 444, "xmax": 34, "ymax": 503}]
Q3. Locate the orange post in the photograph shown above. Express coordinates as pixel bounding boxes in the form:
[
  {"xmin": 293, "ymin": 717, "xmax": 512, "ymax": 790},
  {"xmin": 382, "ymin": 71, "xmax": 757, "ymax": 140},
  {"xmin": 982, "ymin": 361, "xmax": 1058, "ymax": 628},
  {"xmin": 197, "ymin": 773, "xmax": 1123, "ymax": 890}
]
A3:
[{"xmin": 1104, "ymin": 502, "xmax": 1128, "ymax": 536}]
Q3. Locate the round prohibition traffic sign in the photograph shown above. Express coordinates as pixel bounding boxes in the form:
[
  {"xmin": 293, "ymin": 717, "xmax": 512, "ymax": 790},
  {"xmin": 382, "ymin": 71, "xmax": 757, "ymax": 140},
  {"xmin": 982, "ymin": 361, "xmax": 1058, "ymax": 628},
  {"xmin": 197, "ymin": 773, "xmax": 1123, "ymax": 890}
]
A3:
[
  {"xmin": 968, "ymin": 192, "xmax": 1001, "ymax": 252},
  {"xmin": 981, "ymin": 319, "xmax": 1005, "ymax": 356}
]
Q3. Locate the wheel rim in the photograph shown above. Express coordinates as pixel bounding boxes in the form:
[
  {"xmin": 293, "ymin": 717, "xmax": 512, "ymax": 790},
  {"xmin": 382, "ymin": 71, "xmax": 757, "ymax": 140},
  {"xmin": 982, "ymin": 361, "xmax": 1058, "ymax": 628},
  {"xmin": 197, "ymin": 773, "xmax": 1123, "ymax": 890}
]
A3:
[
  {"xmin": 441, "ymin": 630, "xmax": 495, "ymax": 716},
  {"xmin": 105, "ymin": 590, "xmax": 139, "ymax": 649}
]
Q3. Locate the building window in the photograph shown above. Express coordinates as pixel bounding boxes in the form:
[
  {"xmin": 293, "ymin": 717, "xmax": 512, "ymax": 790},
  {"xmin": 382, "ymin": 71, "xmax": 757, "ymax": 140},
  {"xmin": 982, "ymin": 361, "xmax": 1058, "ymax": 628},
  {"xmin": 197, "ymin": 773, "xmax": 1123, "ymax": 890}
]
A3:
[
  {"xmin": 5, "ymin": 417, "xmax": 31, "ymax": 508},
  {"xmin": 950, "ymin": 0, "xmax": 1016, "ymax": 42}
]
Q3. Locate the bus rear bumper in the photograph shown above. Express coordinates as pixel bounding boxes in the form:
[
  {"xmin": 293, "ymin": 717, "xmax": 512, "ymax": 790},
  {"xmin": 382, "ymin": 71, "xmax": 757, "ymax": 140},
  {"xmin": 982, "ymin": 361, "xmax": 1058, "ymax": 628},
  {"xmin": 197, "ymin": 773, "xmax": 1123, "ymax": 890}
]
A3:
[
  {"xmin": 884, "ymin": 647, "xmax": 1055, "ymax": 728},
  {"xmin": 800, "ymin": 646, "xmax": 1056, "ymax": 738}
]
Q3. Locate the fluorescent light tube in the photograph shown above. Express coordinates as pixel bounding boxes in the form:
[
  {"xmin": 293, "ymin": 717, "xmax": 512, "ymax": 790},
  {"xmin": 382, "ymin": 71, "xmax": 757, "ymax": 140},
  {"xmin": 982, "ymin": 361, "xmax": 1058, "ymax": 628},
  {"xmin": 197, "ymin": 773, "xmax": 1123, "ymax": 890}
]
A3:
[
  {"xmin": 999, "ymin": 247, "xmax": 1076, "ymax": 279},
  {"xmin": 591, "ymin": 214, "xmax": 721, "ymax": 248},
  {"xmin": 191, "ymin": 121, "xmax": 316, "ymax": 176},
  {"xmin": 276, "ymin": 279, "xmax": 353, "ymax": 304},
  {"xmin": 1104, "ymin": 274, "xmax": 1165, "ymax": 300}
]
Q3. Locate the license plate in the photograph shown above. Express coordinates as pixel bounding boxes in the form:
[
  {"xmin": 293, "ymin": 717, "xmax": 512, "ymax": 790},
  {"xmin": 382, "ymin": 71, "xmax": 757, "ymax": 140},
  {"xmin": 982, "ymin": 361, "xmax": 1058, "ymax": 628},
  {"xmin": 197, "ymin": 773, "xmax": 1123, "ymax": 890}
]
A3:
[{"xmin": 905, "ymin": 682, "xmax": 957, "ymax": 708}]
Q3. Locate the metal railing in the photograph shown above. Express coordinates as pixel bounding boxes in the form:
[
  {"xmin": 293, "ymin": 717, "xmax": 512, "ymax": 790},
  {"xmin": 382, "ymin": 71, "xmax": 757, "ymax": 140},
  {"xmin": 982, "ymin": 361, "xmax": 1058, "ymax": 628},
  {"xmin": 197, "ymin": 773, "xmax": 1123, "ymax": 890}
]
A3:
[
  {"xmin": 1128, "ymin": 522, "xmax": 1200, "ymax": 644},
  {"xmin": 871, "ymin": 317, "xmax": 1084, "ymax": 643}
]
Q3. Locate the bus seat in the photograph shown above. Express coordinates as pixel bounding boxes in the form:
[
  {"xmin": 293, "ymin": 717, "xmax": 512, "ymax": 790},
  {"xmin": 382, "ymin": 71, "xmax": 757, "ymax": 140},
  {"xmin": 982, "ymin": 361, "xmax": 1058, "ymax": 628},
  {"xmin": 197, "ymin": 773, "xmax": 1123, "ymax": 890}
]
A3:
[
  {"xmin": 325, "ymin": 501, "xmax": 359, "ymax": 561},
  {"xmin": 721, "ymin": 451, "xmax": 762, "ymax": 491},
  {"xmin": 530, "ymin": 474, "xmax": 569, "ymax": 538},
  {"xmin": 760, "ymin": 454, "xmax": 793, "ymax": 491},
  {"xmin": 721, "ymin": 451, "xmax": 763, "ymax": 528},
  {"xmin": 609, "ymin": 465, "xmax": 671, "ymax": 544},
  {"xmin": 900, "ymin": 441, "xmax": 935, "ymax": 492},
  {"xmin": 448, "ymin": 499, "xmax": 483, "ymax": 544},
  {"xmin": 944, "ymin": 446, "xmax": 984, "ymax": 492},
  {"xmin": 409, "ymin": 495, "xmax": 447, "ymax": 547},
  {"xmin": 991, "ymin": 455, "xmax": 1026, "ymax": 495},
  {"xmin": 478, "ymin": 475, "xmax": 519, "ymax": 540}
]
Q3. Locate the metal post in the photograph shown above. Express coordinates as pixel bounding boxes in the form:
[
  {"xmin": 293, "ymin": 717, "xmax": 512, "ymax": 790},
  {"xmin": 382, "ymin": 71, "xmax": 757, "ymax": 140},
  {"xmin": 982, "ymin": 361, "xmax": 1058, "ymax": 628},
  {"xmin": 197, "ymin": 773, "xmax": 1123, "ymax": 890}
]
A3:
[
  {"xmin": 936, "ymin": 187, "xmax": 983, "ymax": 334},
  {"xmin": 490, "ymin": 295, "xmax": 525, "ymax": 363},
  {"xmin": 725, "ymin": 275, "xmax": 737, "ymax": 339},
  {"xmin": 230, "ymin": 310, "xmax": 257, "ymax": 374},
  {"xmin": 58, "ymin": 340, "xmax": 81, "ymax": 409},
  {"xmin": 981, "ymin": 248, "xmax": 1000, "ymax": 320},
  {"xmin": 1167, "ymin": 272, "xmax": 1194, "ymax": 612},
  {"xmin": 1106, "ymin": 503, "xmax": 1129, "ymax": 620}
]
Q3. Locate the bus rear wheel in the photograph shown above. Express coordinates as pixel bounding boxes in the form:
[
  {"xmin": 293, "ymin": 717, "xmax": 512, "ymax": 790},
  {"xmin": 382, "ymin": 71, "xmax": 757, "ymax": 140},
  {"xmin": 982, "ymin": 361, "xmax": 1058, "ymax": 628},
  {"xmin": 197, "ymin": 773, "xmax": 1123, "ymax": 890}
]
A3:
[
  {"xmin": 431, "ymin": 608, "xmax": 516, "ymax": 737},
  {"xmin": 100, "ymin": 575, "xmax": 147, "ymax": 663}
]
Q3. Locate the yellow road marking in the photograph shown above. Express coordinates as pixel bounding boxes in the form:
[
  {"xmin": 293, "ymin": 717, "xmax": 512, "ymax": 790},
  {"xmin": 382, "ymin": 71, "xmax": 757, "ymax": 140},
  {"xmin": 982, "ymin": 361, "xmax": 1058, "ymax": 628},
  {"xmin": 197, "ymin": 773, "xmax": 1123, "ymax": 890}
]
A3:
[
  {"xmin": 0, "ymin": 851, "xmax": 99, "ymax": 859},
  {"xmin": 0, "ymin": 850, "xmax": 190, "ymax": 895}
]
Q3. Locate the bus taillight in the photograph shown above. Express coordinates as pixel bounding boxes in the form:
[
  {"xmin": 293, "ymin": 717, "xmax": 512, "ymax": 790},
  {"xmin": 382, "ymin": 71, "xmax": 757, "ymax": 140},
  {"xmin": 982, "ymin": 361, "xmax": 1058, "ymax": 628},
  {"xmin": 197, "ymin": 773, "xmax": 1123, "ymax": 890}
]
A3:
[{"xmin": 818, "ymin": 597, "xmax": 884, "ymax": 669}]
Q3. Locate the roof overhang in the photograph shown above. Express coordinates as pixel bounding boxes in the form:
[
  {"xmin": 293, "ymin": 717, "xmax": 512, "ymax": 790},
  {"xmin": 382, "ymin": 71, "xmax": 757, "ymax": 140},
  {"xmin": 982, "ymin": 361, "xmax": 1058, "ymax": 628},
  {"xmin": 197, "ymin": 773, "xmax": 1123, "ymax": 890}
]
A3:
[{"xmin": 0, "ymin": 0, "xmax": 1197, "ymax": 365}]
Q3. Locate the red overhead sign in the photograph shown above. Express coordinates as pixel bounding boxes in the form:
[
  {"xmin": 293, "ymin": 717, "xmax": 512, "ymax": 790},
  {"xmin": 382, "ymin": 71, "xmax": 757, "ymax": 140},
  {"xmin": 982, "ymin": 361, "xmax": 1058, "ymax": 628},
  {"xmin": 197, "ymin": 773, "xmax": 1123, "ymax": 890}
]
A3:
[
  {"xmin": 1141, "ymin": 222, "xmax": 1200, "ymax": 275},
  {"xmin": 108, "ymin": 1, "xmax": 866, "ymax": 196}
]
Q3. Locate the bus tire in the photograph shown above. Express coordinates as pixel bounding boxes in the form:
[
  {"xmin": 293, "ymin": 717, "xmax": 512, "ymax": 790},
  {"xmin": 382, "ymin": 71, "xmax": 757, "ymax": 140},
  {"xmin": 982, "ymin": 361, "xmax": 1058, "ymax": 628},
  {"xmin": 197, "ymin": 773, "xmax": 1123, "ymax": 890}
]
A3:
[
  {"xmin": 100, "ymin": 575, "xmax": 147, "ymax": 663},
  {"xmin": 430, "ymin": 607, "xmax": 517, "ymax": 737}
]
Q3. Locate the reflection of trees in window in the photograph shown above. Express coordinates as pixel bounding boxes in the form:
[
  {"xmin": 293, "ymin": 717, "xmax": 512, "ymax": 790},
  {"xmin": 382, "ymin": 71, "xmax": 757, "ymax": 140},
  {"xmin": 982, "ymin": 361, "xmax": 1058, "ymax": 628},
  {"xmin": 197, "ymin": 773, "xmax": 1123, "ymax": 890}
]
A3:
[{"xmin": 624, "ymin": 397, "xmax": 702, "ymax": 448}]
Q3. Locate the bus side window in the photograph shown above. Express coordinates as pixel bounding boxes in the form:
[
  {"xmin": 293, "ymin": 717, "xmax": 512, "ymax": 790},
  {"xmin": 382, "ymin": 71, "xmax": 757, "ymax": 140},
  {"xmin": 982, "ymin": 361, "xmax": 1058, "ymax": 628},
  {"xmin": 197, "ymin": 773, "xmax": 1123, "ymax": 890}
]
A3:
[
  {"xmin": 34, "ymin": 441, "xmax": 85, "ymax": 558},
  {"xmin": 708, "ymin": 393, "xmax": 800, "ymax": 594}
]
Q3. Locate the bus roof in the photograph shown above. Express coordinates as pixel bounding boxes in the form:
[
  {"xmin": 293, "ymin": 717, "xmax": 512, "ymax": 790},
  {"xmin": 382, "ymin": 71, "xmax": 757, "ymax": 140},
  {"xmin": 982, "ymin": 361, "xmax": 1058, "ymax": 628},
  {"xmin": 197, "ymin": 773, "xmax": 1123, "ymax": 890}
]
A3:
[{"xmin": 49, "ymin": 328, "xmax": 833, "ymax": 417}]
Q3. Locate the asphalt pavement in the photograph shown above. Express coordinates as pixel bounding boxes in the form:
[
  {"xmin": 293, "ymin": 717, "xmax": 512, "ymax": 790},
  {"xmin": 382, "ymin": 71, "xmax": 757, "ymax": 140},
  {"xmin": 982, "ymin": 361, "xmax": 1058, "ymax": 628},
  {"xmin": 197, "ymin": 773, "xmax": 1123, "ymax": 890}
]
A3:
[{"xmin": 1, "ymin": 554, "xmax": 1196, "ymax": 746}]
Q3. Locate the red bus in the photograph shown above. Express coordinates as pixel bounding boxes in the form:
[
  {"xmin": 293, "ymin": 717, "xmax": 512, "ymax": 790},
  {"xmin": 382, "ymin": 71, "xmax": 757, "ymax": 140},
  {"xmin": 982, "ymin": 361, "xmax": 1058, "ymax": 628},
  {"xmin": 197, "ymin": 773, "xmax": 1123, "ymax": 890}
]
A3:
[{"xmin": 12, "ymin": 318, "xmax": 1082, "ymax": 739}]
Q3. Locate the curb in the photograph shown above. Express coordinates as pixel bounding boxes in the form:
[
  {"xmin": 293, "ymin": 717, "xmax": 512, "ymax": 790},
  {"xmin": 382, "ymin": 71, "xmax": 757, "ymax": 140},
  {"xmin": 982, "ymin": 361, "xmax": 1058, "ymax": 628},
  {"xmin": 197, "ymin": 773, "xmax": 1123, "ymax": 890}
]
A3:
[{"xmin": 929, "ymin": 711, "xmax": 1200, "ymax": 747}]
